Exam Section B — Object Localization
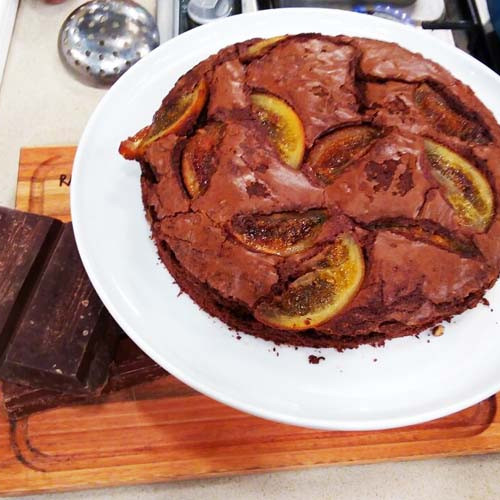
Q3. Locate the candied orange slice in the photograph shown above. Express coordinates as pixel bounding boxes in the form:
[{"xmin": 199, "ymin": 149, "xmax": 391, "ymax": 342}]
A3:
[
  {"xmin": 119, "ymin": 79, "xmax": 208, "ymax": 160},
  {"xmin": 230, "ymin": 210, "xmax": 328, "ymax": 256},
  {"xmin": 251, "ymin": 93, "xmax": 305, "ymax": 169},
  {"xmin": 118, "ymin": 126, "xmax": 149, "ymax": 160},
  {"xmin": 415, "ymin": 83, "xmax": 488, "ymax": 143},
  {"xmin": 181, "ymin": 123, "xmax": 224, "ymax": 198},
  {"xmin": 370, "ymin": 220, "xmax": 479, "ymax": 257},
  {"xmin": 255, "ymin": 234, "xmax": 364, "ymax": 330},
  {"xmin": 243, "ymin": 35, "xmax": 288, "ymax": 59},
  {"xmin": 306, "ymin": 125, "xmax": 380, "ymax": 185},
  {"xmin": 424, "ymin": 139, "xmax": 494, "ymax": 232}
]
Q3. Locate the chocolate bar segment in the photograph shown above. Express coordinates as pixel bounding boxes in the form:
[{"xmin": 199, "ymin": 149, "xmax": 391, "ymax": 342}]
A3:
[
  {"xmin": 0, "ymin": 208, "xmax": 119, "ymax": 393},
  {"xmin": 107, "ymin": 337, "xmax": 167, "ymax": 392},
  {"xmin": 0, "ymin": 208, "xmax": 62, "ymax": 352},
  {"xmin": 2, "ymin": 338, "xmax": 167, "ymax": 420},
  {"xmin": 1, "ymin": 382, "xmax": 90, "ymax": 420}
]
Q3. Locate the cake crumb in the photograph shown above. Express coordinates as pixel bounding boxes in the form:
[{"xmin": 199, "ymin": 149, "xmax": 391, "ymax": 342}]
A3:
[
  {"xmin": 432, "ymin": 325, "xmax": 445, "ymax": 337},
  {"xmin": 246, "ymin": 181, "xmax": 270, "ymax": 198},
  {"xmin": 308, "ymin": 355, "xmax": 325, "ymax": 364},
  {"xmin": 373, "ymin": 358, "xmax": 377, "ymax": 362},
  {"xmin": 236, "ymin": 335, "xmax": 241, "ymax": 340},
  {"xmin": 481, "ymin": 298, "xmax": 490, "ymax": 306}
]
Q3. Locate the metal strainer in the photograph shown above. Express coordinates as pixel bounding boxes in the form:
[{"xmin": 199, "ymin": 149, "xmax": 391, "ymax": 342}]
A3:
[{"xmin": 58, "ymin": 0, "xmax": 159, "ymax": 86}]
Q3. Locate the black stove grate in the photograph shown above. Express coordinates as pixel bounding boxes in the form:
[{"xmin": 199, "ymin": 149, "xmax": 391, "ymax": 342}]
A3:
[{"xmin": 440, "ymin": 0, "xmax": 500, "ymax": 74}]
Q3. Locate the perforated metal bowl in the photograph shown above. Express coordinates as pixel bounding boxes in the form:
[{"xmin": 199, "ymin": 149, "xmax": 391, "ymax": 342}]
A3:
[{"xmin": 58, "ymin": 0, "xmax": 159, "ymax": 86}]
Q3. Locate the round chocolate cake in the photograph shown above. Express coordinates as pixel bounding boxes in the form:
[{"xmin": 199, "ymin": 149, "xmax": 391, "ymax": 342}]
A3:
[{"xmin": 120, "ymin": 34, "xmax": 500, "ymax": 349}]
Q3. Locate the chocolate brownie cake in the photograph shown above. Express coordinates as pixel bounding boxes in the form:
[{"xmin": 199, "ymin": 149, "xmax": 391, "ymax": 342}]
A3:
[{"xmin": 119, "ymin": 34, "xmax": 500, "ymax": 349}]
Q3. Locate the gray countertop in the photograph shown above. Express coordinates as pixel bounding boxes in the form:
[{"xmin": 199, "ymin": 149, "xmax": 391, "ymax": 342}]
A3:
[{"xmin": 2, "ymin": 1, "xmax": 500, "ymax": 498}]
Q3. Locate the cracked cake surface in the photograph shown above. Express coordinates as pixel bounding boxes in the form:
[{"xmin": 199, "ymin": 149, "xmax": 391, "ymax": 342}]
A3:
[{"xmin": 119, "ymin": 34, "xmax": 500, "ymax": 349}]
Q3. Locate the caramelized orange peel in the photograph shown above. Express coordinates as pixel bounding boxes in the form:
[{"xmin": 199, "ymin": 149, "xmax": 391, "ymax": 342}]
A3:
[
  {"xmin": 181, "ymin": 122, "xmax": 225, "ymax": 199},
  {"xmin": 254, "ymin": 234, "xmax": 365, "ymax": 330},
  {"xmin": 230, "ymin": 210, "xmax": 328, "ymax": 256},
  {"xmin": 415, "ymin": 83, "xmax": 488, "ymax": 143},
  {"xmin": 306, "ymin": 125, "xmax": 380, "ymax": 185},
  {"xmin": 370, "ymin": 220, "xmax": 479, "ymax": 257},
  {"xmin": 119, "ymin": 79, "xmax": 208, "ymax": 160},
  {"xmin": 244, "ymin": 35, "xmax": 288, "ymax": 59},
  {"xmin": 251, "ymin": 93, "xmax": 305, "ymax": 169},
  {"xmin": 424, "ymin": 139, "xmax": 494, "ymax": 232}
]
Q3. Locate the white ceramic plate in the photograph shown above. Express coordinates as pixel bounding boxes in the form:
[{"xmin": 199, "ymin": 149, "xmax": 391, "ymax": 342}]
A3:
[{"xmin": 71, "ymin": 8, "xmax": 500, "ymax": 430}]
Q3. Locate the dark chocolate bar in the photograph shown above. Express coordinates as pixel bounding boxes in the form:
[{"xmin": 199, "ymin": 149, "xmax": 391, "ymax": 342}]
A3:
[
  {"xmin": 1, "ymin": 382, "xmax": 90, "ymax": 420},
  {"xmin": 106, "ymin": 337, "xmax": 167, "ymax": 392},
  {"xmin": 0, "ymin": 209, "xmax": 61, "ymax": 348},
  {"xmin": 0, "ymin": 207, "xmax": 119, "ymax": 393},
  {"xmin": 2, "ymin": 338, "xmax": 167, "ymax": 420}
]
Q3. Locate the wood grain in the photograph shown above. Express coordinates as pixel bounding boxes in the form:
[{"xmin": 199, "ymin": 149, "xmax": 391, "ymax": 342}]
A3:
[
  {"xmin": 17, "ymin": 146, "xmax": 74, "ymax": 222},
  {"xmin": 3, "ymin": 145, "xmax": 500, "ymax": 496}
]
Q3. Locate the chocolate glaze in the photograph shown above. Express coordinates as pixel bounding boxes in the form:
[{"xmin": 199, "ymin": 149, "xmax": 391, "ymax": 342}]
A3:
[
  {"xmin": 349, "ymin": 37, "xmax": 457, "ymax": 85},
  {"xmin": 144, "ymin": 135, "xmax": 189, "ymax": 219},
  {"xmin": 208, "ymin": 60, "xmax": 249, "ymax": 119},
  {"xmin": 124, "ymin": 34, "xmax": 500, "ymax": 349},
  {"xmin": 322, "ymin": 130, "xmax": 433, "ymax": 224},
  {"xmin": 160, "ymin": 212, "xmax": 280, "ymax": 307},
  {"xmin": 372, "ymin": 231, "xmax": 487, "ymax": 305},
  {"xmin": 323, "ymin": 230, "xmax": 489, "ymax": 335},
  {"xmin": 191, "ymin": 120, "xmax": 325, "ymax": 224},
  {"xmin": 246, "ymin": 36, "xmax": 360, "ymax": 145}
]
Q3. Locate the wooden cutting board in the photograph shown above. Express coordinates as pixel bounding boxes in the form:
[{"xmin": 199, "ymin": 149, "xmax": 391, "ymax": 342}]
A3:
[{"xmin": 2, "ymin": 145, "xmax": 500, "ymax": 495}]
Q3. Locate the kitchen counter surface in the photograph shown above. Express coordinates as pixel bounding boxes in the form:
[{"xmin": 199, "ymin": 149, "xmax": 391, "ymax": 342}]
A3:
[{"xmin": 2, "ymin": 1, "xmax": 500, "ymax": 499}]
